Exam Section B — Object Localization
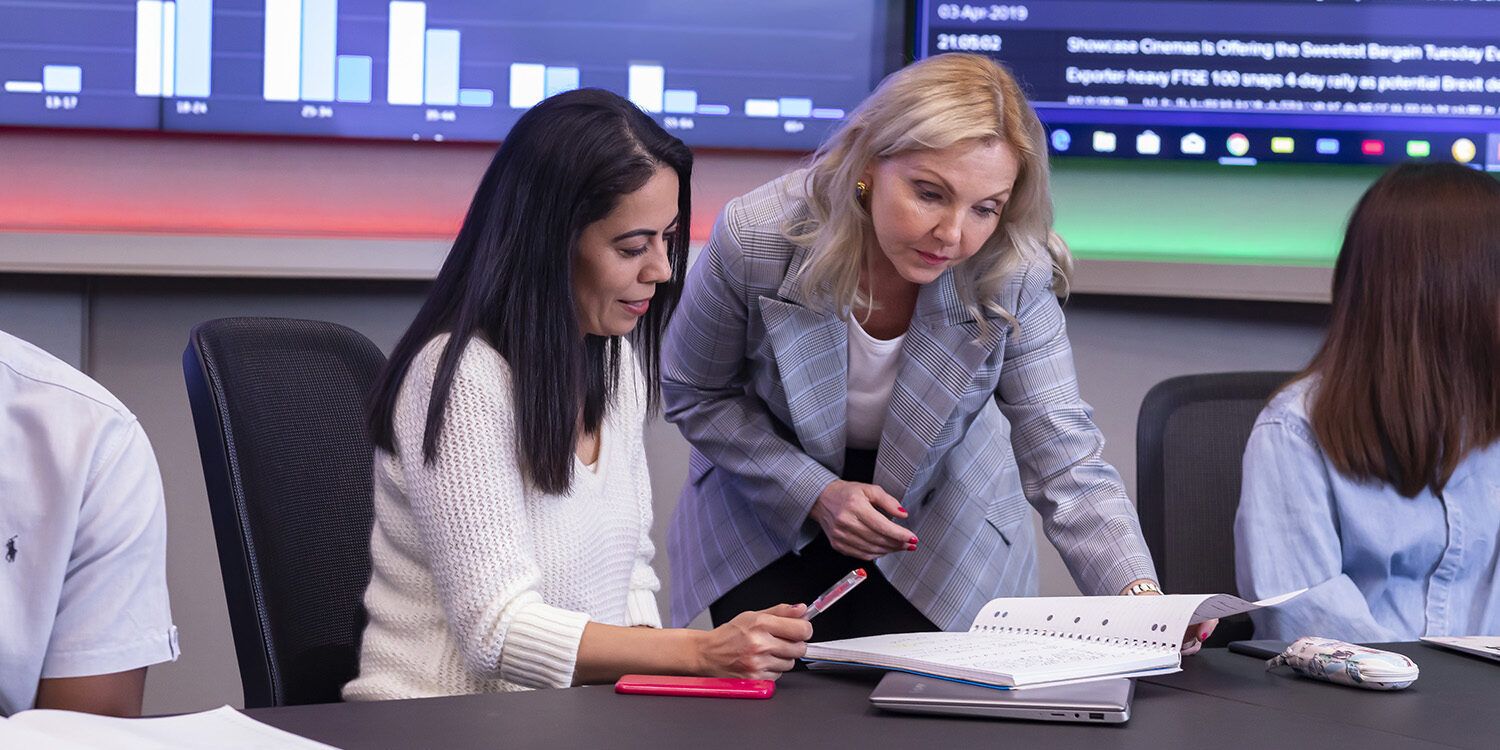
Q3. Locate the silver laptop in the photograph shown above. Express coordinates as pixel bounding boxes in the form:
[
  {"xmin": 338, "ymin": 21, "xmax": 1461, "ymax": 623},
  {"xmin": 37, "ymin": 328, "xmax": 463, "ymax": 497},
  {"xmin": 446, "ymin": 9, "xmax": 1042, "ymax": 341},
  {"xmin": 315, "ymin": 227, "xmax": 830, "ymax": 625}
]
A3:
[{"xmin": 869, "ymin": 672, "xmax": 1134, "ymax": 724}]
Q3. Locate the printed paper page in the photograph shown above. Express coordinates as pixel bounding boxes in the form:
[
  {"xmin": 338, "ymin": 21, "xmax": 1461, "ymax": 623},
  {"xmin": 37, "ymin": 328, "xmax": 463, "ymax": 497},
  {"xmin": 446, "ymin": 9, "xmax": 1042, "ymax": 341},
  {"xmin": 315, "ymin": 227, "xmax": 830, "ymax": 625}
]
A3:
[
  {"xmin": 9, "ymin": 705, "xmax": 339, "ymax": 749},
  {"xmin": 1421, "ymin": 636, "xmax": 1500, "ymax": 664},
  {"xmin": 811, "ymin": 631, "xmax": 1137, "ymax": 670},
  {"xmin": 805, "ymin": 630, "xmax": 1171, "ymax": 685},
  {"xmin": 1189, "ymin": 588, "xmax": 1304, "ymax": 623},
  {"xmin": 969, "ymin": 589, "xmax": 1307, "ymax": 649},
  {"xmin": 0, "ymin": 719, "xmax": 94, "ymax": 750}
]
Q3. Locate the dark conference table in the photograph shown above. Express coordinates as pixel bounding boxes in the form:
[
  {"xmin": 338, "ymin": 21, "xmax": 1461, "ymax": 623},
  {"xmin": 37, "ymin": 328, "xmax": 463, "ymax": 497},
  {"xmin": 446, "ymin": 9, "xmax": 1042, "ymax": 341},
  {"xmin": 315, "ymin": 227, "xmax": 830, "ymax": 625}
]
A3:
[
  {"xmin": 249, "ymin": 643, "xmax": 1496, "ymax": 749},
  {"xmin": 1137, "ymin": 643, "xmax": 1497, "ymax": 750}
]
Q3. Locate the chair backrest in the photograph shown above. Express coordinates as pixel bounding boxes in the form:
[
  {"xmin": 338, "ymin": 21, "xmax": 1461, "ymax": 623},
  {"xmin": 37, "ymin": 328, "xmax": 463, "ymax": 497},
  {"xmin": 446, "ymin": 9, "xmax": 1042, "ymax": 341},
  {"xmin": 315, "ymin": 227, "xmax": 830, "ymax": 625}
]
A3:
[
  {"xmin": 183, "ymin": 317, "xmax": 385, "ymax": 707},
  {"xmin": 1136, "ymin": 371, "xmax": 1296, "ymax": 646}
]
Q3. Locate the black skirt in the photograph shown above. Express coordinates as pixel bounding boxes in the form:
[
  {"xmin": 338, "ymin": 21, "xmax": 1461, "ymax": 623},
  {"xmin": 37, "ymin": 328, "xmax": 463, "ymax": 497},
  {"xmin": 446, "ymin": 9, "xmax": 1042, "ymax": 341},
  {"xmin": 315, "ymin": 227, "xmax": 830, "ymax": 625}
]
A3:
[{"xmin": 708, "ymin": 448, "xmax": 939, "ymax": 641}]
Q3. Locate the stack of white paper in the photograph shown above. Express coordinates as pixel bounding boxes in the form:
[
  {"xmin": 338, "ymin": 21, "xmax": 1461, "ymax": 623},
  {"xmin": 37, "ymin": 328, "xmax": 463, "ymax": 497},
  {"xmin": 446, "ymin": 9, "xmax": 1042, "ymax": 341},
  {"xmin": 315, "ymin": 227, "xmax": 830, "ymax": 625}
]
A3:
[{"xmin": 0, "ymin": 705, "xmax": 338, "ymax": 749}]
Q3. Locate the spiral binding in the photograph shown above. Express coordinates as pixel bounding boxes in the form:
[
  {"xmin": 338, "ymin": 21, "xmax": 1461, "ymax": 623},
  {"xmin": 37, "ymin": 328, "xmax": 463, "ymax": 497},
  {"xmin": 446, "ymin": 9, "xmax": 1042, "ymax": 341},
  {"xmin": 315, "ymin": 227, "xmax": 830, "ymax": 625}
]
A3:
[{"xmin": 967, "ymin": 619, "xmax": 1178, "ymax": 651}]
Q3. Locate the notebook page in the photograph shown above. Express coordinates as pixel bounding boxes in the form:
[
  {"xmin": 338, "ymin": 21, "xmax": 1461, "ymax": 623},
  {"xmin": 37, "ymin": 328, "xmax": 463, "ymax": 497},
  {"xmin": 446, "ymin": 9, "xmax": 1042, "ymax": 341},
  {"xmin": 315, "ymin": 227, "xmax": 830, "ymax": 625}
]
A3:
[
  {"xmin": 804, "ymin": 589, "xmax": 1306, "ymax": 687},
  {"xmin": 1191, "ymin": 588, "xmax": 1304, "ymax": 622},
  {"xmin": 9, "ymin": 705, "xmax": 339, "ymax": 749},
  {"xmin": 970, "ymin": 588, "xmax": 1308, "ymax": 651},
  {"xmin": 804, "ymin": 630, "xmax": 1177, "ymax": 686}
]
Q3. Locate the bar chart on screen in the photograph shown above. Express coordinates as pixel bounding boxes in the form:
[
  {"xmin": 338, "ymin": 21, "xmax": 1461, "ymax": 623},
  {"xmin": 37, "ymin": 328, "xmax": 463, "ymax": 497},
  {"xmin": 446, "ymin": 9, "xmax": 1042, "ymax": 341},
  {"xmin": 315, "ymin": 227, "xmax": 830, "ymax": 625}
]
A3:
[
  {"xmin": 622, "ymin": 62, "xmax": 847, "ymax": 137},
  {"xmin": 2, "ymin": 0, "xmax": 890, "ymax": 147},
  {"xmin": 256, "ymin": 1, "xmax": 490, "ymax": 108},
  {"xmin": 153, "ymin": 0, "xmax": 887, "ymax": 146},
  {"xmin": 0, "ymin": 0, "xmax": 161, "ymax": 128},
  {"xmin": 135, "ymin": 0, "xmax": 213, "ymax": 100}
]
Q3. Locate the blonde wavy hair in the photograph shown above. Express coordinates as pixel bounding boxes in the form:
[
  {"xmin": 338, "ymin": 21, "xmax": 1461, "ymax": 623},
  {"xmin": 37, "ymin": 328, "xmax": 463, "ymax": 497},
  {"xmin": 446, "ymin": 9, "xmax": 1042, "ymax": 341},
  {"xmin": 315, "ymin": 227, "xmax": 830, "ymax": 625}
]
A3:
[{"xmin": 785, "ymin": 53, "xmax": 1071, "ymax": 329}]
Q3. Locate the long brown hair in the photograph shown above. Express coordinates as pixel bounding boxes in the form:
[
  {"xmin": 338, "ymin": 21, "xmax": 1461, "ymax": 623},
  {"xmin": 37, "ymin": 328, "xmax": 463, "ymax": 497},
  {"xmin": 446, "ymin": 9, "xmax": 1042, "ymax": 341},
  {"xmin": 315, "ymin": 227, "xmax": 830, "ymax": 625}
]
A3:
[{"xmin": 1304, "ymin": 162, "xmax": 1500, "ymax": 497}]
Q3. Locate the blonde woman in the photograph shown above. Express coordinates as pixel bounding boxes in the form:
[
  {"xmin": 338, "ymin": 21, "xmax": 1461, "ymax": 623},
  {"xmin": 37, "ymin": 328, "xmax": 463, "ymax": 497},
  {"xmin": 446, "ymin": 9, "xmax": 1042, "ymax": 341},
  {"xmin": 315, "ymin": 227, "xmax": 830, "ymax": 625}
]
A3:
[{"xmin": 662, "ymin": 54, "xmax": 1213, "ymax": 648}]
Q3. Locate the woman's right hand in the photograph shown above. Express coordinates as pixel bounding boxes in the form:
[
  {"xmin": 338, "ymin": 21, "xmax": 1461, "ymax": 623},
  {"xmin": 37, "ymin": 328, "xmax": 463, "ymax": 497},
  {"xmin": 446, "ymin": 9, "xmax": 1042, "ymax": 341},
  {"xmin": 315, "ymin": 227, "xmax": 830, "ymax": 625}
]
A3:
[
  {"xmin": 696, "ymin": 604, "xmax": 813, "ymax": 680},
  {"xmin": 810, "ymin": 480, "xmax": 916, "ymax": 560}
]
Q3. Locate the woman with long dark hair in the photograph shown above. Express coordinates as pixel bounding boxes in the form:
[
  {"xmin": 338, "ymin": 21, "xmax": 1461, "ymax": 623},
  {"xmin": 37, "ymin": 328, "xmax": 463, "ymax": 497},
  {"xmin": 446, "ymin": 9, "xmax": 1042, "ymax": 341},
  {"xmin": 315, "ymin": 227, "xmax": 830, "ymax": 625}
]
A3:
[
  {"xmin": 344, "ymin": 89, "xmax": 810, "ymax": 701},
  {"xmin": 1236, "ymin": 162, "xmax": 1500, "ymax": 641}
]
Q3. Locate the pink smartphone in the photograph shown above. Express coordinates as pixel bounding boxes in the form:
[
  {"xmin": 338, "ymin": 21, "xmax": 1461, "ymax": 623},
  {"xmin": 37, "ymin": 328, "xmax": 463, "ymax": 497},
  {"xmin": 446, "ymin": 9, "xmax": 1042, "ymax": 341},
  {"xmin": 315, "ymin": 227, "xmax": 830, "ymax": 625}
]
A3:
[{"xmin": 613, "ymin": 674, "xmax": 776, "ymax": 699}]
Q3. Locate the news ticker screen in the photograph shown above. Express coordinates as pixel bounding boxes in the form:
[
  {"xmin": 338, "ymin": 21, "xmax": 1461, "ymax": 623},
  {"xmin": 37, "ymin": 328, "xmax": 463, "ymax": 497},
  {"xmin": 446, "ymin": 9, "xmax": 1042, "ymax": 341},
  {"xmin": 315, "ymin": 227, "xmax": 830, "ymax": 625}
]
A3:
[{"xmin": 916, "ymin": 1, "xmax": 1500, "ymax": 170}]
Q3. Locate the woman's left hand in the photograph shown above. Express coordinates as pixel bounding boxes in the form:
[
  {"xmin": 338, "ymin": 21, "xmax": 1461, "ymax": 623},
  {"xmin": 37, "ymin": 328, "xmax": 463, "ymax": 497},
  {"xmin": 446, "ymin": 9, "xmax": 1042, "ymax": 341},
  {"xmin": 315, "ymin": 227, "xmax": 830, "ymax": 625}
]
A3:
[
  {"xmin": 1122, "ymin": 582, "xmax": 1218, "ymax": 656},
  {"xmin": 1179, "ymin": 620, "xmax": 1217, "ymax": 656}
]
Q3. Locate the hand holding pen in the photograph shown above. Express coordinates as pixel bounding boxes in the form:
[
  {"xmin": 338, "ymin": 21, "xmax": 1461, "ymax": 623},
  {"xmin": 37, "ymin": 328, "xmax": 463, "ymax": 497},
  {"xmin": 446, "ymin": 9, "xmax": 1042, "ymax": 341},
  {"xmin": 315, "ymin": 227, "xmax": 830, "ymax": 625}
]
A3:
[
  {"xmin": 699, "ymin": 602, "xmax": 814, "ymax": 680},
  {"xmin": 803, "ymin": 568, "xmax": 867, "ymax": 620},
  {"xmin": 696, "ymin": 568, "xmax": 866, "ymax": 678}
]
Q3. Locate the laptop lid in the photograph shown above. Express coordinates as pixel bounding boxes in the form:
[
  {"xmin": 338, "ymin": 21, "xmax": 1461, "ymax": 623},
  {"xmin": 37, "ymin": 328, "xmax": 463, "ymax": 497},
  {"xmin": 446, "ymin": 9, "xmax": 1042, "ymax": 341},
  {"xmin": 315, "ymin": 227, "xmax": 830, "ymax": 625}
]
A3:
[{"xmin": 869, "ymin": 672, "xmax": 1134, "ymax": 724}]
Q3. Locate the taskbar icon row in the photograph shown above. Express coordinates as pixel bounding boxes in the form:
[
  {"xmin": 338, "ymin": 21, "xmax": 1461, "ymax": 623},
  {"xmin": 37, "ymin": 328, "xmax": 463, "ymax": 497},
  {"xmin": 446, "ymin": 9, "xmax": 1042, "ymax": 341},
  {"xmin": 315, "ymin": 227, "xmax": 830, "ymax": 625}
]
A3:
[{"xmin": 1046, "ymin": 126, "xmax": 1500, "ymax": 169}]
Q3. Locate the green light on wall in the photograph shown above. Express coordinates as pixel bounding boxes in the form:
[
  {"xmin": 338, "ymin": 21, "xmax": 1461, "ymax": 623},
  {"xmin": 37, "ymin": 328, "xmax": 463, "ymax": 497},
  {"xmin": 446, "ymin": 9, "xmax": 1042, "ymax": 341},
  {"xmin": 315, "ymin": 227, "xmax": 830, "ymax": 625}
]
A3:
[{"xmin": 1049, "ymin": 159, "xmax": 1388, "ymax": 267}]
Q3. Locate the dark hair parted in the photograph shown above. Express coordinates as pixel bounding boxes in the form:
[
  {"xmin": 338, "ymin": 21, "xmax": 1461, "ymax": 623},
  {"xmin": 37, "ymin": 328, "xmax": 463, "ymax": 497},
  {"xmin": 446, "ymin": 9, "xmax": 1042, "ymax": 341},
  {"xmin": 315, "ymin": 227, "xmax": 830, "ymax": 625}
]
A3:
[
  {"xmin": 1304, "ymin": 162, "xmax": 1499, "ymax": 497},
  {"xmin": 368, "ymin": 88, "xmax": 692, "ymax": 493}
]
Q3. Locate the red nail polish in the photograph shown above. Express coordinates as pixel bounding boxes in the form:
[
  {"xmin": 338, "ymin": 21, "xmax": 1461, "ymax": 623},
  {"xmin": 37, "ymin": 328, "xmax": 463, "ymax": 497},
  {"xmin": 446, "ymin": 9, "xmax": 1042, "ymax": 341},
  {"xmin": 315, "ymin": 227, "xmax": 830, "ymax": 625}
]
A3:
[
  {"xmin": 1198, "ymin": 633, "xmax": 1208, "ymax": 642},
  {"xmin": 908, "ymin": 537, "xmax": 918, "ymax": 544},
  {"xmin": 897, "ymin": 506, "xmax": 908, "ymax": 514},
  {"xmin": 907, "ymin": 544, "xmax": 917, "ymax": 551}
]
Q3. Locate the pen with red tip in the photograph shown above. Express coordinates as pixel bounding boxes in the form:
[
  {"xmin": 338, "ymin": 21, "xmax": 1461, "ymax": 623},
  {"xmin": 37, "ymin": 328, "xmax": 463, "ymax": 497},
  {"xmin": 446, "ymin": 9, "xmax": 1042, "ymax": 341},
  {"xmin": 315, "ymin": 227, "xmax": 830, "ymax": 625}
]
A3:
[{"xmin": 802, "ymin": 568, "xmax": 867, "ymax": 620}]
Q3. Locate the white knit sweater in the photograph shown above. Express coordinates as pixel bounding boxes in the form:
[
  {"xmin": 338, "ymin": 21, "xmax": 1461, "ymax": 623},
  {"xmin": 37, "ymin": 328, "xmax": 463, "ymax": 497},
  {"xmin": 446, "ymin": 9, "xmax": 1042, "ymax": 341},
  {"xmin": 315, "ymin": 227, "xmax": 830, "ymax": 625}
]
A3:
[{"xmin": 343, "ymin": 335, "xmax": 662, "ymax": 701}]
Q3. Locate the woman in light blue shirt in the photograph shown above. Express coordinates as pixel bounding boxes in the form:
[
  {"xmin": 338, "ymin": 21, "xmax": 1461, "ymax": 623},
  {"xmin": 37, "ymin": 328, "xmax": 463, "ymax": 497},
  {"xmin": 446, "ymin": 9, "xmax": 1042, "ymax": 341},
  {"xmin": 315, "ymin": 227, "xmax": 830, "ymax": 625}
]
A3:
[{"xmin": 1235, "ymin": 162, "xmax": 1500, "ymax": 642}]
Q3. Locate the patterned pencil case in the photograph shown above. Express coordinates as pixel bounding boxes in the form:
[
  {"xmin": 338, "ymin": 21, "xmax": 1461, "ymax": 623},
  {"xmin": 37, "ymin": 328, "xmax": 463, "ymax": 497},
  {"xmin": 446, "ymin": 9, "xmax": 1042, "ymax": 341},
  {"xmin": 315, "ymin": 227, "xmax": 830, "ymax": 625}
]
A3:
[{"xmin": 1267, "ymin": 636, "xmax": 1419, "ymax": 690}]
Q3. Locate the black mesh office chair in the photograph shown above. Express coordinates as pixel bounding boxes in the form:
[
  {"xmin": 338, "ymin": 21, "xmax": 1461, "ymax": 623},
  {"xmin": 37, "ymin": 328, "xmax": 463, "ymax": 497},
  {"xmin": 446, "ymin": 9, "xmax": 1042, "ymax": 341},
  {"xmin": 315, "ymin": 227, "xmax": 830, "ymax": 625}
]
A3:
[
  {"xmin": 1136, "ymin": 371, "xmax": 1296, "ymax": 646},
  {"xmin": 183, "ymin": 318, "xmax": 385, "ymax": 707}
]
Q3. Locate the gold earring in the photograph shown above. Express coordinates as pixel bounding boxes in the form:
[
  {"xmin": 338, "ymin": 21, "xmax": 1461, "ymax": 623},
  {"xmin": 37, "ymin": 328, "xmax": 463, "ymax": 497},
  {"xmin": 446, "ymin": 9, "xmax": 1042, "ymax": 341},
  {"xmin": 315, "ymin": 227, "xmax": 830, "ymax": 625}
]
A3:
[{"xmin": 855, "ymin": 180, "xmax": 869, "ymax": 200}]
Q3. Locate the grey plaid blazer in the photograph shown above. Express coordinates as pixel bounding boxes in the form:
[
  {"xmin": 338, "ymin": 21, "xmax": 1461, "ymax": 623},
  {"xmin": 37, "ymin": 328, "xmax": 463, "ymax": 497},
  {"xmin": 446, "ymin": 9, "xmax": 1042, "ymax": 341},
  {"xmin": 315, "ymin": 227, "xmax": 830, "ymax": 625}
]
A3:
[{"xmin": 662, "ymin": 173, "xmax": 1157, "ymax": 629}]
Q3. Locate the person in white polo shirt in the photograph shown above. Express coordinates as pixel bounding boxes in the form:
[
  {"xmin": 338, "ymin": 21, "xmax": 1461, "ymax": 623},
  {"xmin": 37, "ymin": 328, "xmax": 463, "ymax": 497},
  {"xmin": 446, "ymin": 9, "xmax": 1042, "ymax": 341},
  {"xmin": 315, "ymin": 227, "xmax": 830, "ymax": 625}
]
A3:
[{"xmin": 0, "ymin": 328, "xmax": 179, "ymax": 717}]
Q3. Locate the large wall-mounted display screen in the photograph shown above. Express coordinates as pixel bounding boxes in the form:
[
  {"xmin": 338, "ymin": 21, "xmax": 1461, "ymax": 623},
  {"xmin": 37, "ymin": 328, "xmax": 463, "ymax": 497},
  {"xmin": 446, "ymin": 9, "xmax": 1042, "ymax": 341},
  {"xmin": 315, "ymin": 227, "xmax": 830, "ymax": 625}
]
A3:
[
  {"xmin": 916, "ymin": 1, "xmax": 1500, "ymax": 170},
  {"xmin": 1, "ymin": 1, "xmax": 161, "ymax": 129},
  {"xmin": 2, "ymin": 0, "xmax": 899, "ymax": 149}
]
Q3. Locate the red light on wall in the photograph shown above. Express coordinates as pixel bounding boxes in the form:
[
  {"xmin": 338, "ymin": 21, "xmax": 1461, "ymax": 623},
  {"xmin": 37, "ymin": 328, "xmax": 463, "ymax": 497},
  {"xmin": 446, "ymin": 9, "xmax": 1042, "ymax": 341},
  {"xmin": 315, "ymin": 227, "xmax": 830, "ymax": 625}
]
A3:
[{"xmin": 1361, "ymin": 139, "xmax": 1385, "ymax": 156}]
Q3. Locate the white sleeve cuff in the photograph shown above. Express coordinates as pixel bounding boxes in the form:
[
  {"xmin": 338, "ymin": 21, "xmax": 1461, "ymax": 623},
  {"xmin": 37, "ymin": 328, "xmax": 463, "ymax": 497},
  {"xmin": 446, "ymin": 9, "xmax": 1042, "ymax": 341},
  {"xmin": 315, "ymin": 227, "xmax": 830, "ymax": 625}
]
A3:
[
  {"xmin": 497, "ymin": 603, "xmax": 591, "ymax": 689},
  {"xmin": 41, "ymin": 625, "xmax": 180, "ymax": 679},
  {"xmin": 625, "ymin": 588, "xmax": 663, "ymax": 628}
]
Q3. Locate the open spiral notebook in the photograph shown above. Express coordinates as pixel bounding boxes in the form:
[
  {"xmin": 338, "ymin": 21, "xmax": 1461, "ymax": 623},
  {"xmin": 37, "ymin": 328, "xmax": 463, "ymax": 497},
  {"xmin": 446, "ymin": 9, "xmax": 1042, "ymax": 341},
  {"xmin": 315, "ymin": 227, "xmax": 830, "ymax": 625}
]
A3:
[{"xmin": 804, "ymin": 589, "xmax": 1304, "ymax": 689}]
